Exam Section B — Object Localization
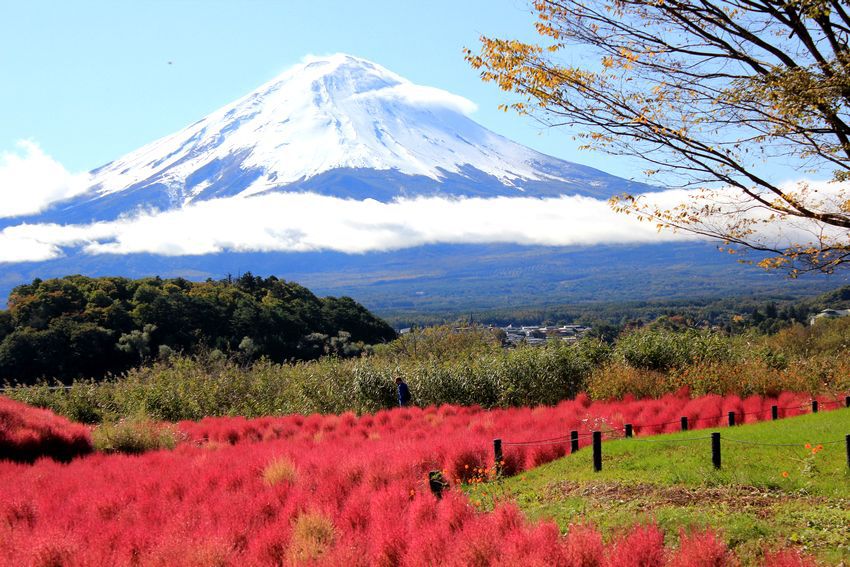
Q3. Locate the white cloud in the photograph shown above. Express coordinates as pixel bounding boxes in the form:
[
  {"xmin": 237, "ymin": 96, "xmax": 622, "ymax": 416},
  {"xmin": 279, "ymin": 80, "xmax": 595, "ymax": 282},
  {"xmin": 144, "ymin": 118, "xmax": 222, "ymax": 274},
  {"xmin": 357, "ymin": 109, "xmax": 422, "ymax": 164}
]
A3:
[
  {"xmin": 0, "ymin": 231, "xmax": 63, "ymax": 263},
  {"xmin": 0, "ymin": 192, "xmax": 694, "ymax": 263},
  {"xmin": 0, "ymin": 141, "xmax": 92, "ymax": 218},
  {"xmin": 299, "ymin": 52, "xmax": 478, "ymax": 115},
  {"xmin": 636, "ymin": 179, "xmax": 850, "ymax": 252},
  {"xmin": 1, "ymin": 179, "xmax": 844, "ymax": 265},
  {"xmin": 364, "ymin": 83, "xmax": 479, "ymax": 116}
]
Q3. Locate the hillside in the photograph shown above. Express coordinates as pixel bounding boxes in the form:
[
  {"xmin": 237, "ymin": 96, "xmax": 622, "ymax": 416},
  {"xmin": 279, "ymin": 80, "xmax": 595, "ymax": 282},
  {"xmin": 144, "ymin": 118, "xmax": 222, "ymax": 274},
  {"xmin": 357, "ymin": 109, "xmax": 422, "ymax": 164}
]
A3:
[
  {"xmin": 382, "ymin": 283, "xmax": 850, "ymax": 330},
  {"xmin": 2, "ymin": 242, "xmax": 847, "ymax": 323},
  {"xmin": 496, "ymin": 408, "xmax": 850, "ymax": 565},
  {"xmin": 0, "ymin": 274, "xmax": 395, "ymax": 384}
]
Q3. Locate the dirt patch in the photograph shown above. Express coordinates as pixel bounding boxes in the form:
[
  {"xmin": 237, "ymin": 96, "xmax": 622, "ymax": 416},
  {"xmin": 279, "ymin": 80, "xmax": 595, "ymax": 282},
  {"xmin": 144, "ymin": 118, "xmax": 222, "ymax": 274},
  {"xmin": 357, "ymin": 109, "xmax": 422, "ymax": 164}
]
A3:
[{"xmin": 542, "ymin": 481, "xmax": 817, "ymax": 512}]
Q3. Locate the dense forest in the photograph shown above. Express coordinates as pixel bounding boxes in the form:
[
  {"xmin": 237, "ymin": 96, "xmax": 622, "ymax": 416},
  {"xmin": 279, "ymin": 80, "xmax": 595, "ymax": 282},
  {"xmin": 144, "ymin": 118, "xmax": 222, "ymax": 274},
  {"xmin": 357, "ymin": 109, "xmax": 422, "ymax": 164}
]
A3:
[{"xmin": 0, "ymin": 274, "xmax": 396, "ymax": 384}]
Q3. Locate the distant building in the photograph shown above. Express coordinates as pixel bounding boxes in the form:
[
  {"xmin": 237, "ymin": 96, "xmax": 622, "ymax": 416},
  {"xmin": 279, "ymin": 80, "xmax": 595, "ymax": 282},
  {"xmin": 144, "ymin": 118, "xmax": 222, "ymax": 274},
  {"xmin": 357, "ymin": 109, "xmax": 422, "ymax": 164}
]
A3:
[
  {"xmin": 809, "ymin": 308, "xmax": 850, "ymax": 325},
  {"xmin": 501, "ymin": 323, "xmax": 591, "ymax": 346},
  {"xmin": 395, "ymin": 323, "xmax": 592, "ymax": 346}
]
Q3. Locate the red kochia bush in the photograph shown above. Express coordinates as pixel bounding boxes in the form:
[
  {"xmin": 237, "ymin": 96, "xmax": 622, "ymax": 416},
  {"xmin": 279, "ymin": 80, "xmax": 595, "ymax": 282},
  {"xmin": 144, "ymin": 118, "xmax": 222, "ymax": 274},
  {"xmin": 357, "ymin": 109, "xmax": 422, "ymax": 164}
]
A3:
[
  {"xmin": 761, "ymin": 549, "xmax": 818, "ymax": 567},
  {"xmin": 0, "ymin": 391, "xmax": 831, "ymax": 565},
  {"xmin": 175, "ymin": 390, "xmax": 837, "ymax": 479},
  {"xmin": 606, "ymin": 524, "xmax": 666, "ymax": 567},
  {"xmin": 668, "ymin": 529, "xmax": 730, "ymax": 567},
  {"xmin": 0, "ymin": 396, "xmax": 92, "ymax": 463}
]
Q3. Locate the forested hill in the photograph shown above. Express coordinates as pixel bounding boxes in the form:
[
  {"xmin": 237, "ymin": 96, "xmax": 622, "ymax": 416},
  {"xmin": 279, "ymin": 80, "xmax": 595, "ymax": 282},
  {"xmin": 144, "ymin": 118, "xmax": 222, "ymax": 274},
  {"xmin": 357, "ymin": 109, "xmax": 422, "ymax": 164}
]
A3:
[{"xmin": 0, "ymin": 274, "xmax": 396, "ymax": 384}]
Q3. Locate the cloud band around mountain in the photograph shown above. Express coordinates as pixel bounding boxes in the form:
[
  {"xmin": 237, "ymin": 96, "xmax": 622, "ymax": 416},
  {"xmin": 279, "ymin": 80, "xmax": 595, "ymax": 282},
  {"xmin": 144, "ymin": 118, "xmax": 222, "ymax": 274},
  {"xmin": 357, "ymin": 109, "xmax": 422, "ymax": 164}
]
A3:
[
  {"xmin": 0, "ymin": 191, "xmax": 700, "ymax": 263},
  {"xmin": 1, "ymin": 140, "xmax": 842, "ymax": 264}
]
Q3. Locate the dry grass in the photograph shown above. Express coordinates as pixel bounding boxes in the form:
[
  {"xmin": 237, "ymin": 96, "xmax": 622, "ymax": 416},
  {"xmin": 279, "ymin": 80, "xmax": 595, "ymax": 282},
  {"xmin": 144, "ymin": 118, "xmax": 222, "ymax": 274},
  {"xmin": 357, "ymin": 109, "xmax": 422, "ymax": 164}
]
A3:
[
  {"xmin": 262, "ymin": 456, "xmax": 298, "ymax": 486},
  {"xmin": 287, "ymin": 511, "xmax": 335, "ymax": 563},
  {"xmin": 92, "ymin": 418, "xmax": 180, "ymax": 454}
]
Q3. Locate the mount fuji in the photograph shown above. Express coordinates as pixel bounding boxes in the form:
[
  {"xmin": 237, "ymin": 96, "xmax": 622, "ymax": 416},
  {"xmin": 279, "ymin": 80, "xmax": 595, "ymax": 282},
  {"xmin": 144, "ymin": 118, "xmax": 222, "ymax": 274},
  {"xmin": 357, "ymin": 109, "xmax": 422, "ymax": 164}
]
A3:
[
  {"xmin": 17, "ymin": 54, "xmax": 651, "ymax": 226},
  {"xmin": 1, "ymin": 54, "xmax": 841, "ymax": 315}
]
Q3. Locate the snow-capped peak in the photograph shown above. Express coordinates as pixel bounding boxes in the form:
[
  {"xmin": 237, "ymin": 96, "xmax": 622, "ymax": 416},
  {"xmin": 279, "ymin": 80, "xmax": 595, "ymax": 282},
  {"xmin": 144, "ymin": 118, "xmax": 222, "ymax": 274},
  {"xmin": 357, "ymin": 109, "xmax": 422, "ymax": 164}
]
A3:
[
  {"xmin": 84, "ymin": 53, "xmax": 579, "ymax": 205},
  {"xmin": 58, "ymin": 53, "xmax": 655, "ymax": 220}
]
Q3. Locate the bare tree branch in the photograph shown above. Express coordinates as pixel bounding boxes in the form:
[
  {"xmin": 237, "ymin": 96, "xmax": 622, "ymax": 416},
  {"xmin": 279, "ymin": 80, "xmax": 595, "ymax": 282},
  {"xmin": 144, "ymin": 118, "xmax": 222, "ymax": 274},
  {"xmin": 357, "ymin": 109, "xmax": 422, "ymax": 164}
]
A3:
[{"xmin": 465, "ymin": 0, "xmax": 850, "ymax": 273}]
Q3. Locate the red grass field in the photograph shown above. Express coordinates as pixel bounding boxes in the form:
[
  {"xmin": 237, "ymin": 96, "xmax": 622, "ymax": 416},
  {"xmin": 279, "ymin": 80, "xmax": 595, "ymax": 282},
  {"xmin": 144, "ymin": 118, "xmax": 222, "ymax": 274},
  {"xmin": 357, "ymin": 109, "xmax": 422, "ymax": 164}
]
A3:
[
  {"xmin": 0, "ymin": 391, "xmax": 831, "ymax": 566},
  {"xmin": 0, "ymin": 396, "xmax": 92, "ymax": 463}
]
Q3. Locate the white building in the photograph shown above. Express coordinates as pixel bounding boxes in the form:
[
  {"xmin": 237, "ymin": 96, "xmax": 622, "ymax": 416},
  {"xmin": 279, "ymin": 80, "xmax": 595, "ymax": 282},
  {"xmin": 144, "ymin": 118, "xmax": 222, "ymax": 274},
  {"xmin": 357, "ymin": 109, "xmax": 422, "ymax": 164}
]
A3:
[{"xmin": 809, "ymin": 308, "xmax": 850, "ymax": 325}]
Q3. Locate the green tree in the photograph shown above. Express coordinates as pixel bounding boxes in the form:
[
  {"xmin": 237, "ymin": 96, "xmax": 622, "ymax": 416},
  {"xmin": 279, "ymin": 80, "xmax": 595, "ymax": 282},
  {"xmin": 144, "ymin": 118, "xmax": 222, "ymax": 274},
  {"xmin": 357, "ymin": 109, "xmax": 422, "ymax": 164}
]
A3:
[
  {"xmin": 117, "ymin": 324, "xmax": 158, "ymax": 361},
  {"xmin": 0, "ymin": 327, "xmax": 65, "ymax": 383},
  {"xmin": 0, "ymin": 311, "xmax": 12, "ymax": 343},
  {"xmin": 0, "ymin": 275, "xmax": 395, "ymax": 382}
]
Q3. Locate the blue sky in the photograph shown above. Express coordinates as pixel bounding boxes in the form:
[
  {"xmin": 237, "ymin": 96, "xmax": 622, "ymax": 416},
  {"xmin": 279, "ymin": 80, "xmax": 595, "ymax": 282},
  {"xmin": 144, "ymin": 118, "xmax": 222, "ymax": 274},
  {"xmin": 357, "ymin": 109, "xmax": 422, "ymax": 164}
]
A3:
[{"xmin": 1, "ymin": 0, "xmax": 632, "ymax": 178}]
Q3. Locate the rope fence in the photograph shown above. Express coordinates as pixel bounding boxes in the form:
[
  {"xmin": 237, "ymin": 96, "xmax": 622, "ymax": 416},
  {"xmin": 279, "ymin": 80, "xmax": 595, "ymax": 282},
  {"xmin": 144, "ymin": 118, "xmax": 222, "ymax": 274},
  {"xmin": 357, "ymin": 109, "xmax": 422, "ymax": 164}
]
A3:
[
  {"xmin": 722, "ymin": 437, "xmax": 846, "ymax": 447},
  {"xmin": 627, "ymin": 435, "xmax": 714, "ymax": 443},
  {"xmin": 498, "ymin": 396, "xmax": 850, "ymax": 448},
  {"xmin": 483, "ymin": 395, "xmax": 850, "ymax": 480}
]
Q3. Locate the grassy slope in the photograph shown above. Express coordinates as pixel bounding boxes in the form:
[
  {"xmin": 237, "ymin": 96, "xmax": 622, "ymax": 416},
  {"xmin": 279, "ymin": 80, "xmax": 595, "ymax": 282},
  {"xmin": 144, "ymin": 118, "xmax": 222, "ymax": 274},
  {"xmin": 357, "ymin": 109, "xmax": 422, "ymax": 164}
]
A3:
[{"xmin": 472, "ymin": 409, "xmax": 850, "ymax": 565}]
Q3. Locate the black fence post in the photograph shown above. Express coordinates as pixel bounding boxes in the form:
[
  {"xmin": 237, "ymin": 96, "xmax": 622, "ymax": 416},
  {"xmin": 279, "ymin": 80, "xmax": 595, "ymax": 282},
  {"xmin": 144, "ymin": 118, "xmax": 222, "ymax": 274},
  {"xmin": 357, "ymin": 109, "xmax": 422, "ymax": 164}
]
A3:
[
  {"xmin": 812, "ymin": 400, "xmax": 819, "ymax": 413},
  {"xmin": 845, "ymin": 395, "xmax": 850, "ymax": 408},
  {"xmin": 771, "ymin": 405, "xmax": 778, "ymax": 420},
  {"xmin": 727, "ymin": 411, "xmax": 736, "ymax": 427},
  {"xmin": 712, "ymin": 432, "xmax": 721, "ymax": 469},
  {"xmin": 624, "ymin": 423, "xmax": 633, "ymax": 438},
  {"xmin": 845, "ymin": 434, "xmax": 850, "ymax": 471},
  {"xmin": 570, "ymin": 430, "xmax": 579, "ymax": 454},
  {"xmin": 493, "ymin": 439, "xmax": 503, "ymax": 476},
  {"xmin": 680, "ymin": 416, "xmax": 689, "ymax": 431},
  {"xmin": 592, "ymin": 431, "xmax": 602, "ymax": 472}
]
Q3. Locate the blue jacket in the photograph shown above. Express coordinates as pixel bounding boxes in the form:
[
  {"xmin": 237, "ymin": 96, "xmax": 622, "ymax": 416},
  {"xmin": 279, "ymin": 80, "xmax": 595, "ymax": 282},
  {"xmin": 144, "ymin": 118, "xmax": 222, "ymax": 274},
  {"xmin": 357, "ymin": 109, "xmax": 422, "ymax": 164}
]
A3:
[{"xmin": 397, "ymin": 382, "xmax": 411, "ymax": 406}]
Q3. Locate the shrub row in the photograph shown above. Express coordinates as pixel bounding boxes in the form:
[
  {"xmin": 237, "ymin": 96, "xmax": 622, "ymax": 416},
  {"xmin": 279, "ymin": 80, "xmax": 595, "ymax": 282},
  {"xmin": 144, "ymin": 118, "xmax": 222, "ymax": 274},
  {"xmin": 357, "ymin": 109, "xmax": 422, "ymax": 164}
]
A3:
[
  {"xmin": 6, "ymin": 342, "xmax": 591, "ymax": 422},
  {"xmin": 7, "ymin": 320, "xmax": 850, "ymax": 423}
]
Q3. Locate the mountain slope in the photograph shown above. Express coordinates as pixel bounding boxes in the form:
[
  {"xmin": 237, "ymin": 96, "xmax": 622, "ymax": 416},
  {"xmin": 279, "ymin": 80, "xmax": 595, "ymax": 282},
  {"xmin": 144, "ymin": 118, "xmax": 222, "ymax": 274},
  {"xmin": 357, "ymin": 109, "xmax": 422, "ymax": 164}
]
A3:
[
  {"xmin": 32, "ymin": 54, "xmax": 652, "ymax": 224},
  {"xmin": 1, "ymin": 242, "xmax": 845, "ymax": 321}
]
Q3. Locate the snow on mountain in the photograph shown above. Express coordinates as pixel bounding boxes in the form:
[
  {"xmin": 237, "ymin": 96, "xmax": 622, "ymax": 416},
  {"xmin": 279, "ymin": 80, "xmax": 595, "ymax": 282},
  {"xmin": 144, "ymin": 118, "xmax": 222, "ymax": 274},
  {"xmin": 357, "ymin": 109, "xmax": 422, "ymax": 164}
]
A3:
[{"xmin": 42, "ymin": 54, "xmax": 651, "ymax": 222}]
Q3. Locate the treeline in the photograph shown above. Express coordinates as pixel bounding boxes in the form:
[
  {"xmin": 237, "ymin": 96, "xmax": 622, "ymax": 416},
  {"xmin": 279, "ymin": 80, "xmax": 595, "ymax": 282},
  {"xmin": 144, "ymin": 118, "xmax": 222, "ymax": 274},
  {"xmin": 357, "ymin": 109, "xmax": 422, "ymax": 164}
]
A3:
[
  {"xmin": 9, "ymin": 316, "xmax": 850, "ymax": 424},
  {"xmin": 387, "ymin": 285, "xmax": 850, "ymax": 336},
  {"xmin": 0, "ymin": 274, "xmax": 396, "ymax": 384}
]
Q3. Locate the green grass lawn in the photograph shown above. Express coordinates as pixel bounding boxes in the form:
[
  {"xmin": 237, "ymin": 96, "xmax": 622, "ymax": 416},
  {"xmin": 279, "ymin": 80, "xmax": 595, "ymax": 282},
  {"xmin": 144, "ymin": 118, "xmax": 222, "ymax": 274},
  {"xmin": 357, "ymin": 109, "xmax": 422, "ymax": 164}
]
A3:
[{"xmin": 467, "ymin": 408, "xmax": 850, "ymax": 565}]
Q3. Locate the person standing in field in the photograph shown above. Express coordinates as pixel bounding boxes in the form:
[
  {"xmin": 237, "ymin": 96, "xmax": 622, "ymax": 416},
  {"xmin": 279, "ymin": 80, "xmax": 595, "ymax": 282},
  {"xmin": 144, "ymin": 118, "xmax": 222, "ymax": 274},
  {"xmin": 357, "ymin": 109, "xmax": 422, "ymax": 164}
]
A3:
[{"xmin": 396, "ymin": 377, "xmax": 411, "ymax": 407}]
